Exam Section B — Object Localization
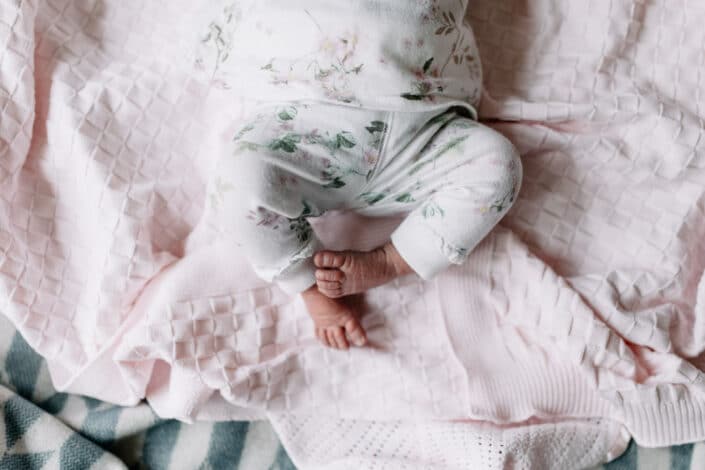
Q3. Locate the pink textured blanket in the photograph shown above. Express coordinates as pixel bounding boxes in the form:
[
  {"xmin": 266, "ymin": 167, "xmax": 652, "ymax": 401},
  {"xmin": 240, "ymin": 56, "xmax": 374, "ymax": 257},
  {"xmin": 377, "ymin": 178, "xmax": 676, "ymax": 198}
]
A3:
[{"xmin": 2, "ymin": 0, "xmax": 705, "ymax": 468}]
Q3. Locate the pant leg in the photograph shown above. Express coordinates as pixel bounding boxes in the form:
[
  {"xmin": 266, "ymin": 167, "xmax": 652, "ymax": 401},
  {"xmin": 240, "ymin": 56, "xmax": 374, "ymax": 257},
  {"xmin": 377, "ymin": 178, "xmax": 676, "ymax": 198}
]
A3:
[
  {"xmin": 208, "ymin": 103, "xmax": 390, "ymax": 295},
  {"xmin": 354, "ymin": 111, "xmax": 523, "ymax": 280},
  {"xmin": 210, "ymin": 146, "xmax": 325, "ymax": 295}
]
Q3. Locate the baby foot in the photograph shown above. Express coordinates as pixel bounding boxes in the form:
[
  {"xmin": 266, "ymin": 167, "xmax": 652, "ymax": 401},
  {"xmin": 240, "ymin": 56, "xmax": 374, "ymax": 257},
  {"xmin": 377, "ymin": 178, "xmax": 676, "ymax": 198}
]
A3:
[
  {"xmin": 301, "ymin": 285, "xmax": 367, "ymax": 349},
  {"xmin": 313, "ymin": 241, "xmax": 413, "ymax": 298}
]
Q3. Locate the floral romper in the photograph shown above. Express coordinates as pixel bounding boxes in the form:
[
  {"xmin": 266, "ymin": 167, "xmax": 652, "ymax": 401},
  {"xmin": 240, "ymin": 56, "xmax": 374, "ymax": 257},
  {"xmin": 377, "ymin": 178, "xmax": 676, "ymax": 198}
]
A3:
[{"xmin": 197, "ymin": 0, "xmax": 523, "ymax": 295}]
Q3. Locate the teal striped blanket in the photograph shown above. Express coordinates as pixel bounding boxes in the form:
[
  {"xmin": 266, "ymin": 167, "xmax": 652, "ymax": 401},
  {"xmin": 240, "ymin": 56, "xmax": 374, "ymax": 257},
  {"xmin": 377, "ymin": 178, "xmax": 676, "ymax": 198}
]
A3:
[
  {"xmin": 0, "ymin": 313, "xmax": 702, "ymax": 469},
  {"xmin": 0, "ymin": 316, "xmax": 294, "ymax": 469}
]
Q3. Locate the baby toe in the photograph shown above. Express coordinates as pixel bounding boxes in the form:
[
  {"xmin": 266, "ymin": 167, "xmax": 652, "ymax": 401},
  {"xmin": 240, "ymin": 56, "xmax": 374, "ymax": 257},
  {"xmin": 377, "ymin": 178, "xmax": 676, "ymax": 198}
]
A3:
[
  {"xmin": 325, "ymin": 329, "xmax": 341, "ymax": 349},
  {"xmin": 316, "ymin": 282, "xmax": 343, "ymax": 298},
  {"xmin": 315, "ymin": 269, "xmax": 345, "ymax": 282},
  {"xmin": 332, "ymin": 327, "xmax": 349, "ymax": 350},
  {"xmin": 317, "ymin": 279, "xmax": 341, "ymax": 290},
  {"xmin": 315, "ymin": 328, "xmax": 329, "ymax": 347},
  {"xmin": 331, "ymin": 253, "xmax": 347, "ymax": 268},
  {"xmin": 314, "ymin": 251, "xmax": 345, "ymax": 268},
  {"xmin": 344, "ymin": 318, "xmax": 367, "ymax": 347}
]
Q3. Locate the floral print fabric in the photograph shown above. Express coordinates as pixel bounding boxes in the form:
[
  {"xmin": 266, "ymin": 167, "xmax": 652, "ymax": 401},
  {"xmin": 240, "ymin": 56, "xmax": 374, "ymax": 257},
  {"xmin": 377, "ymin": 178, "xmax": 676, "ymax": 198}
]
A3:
[
  {"xmin": 194, "ymin": 0, "xmax": 482, "ymax": 115},
  {"xmin": 207, "ymin": 103, "xmax": 522, "ymax": 294}
]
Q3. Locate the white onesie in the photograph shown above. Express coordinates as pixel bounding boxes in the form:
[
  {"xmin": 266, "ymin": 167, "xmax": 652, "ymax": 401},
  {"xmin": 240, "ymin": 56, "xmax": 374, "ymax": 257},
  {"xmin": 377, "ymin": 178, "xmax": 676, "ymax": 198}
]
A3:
[
  {"xmin": 197, "ymin": 1, "xmax": 522, "ymax": 296},
  {"xmin": 196, "ymin": 0, "xmax": 482, "ymax": 114}
]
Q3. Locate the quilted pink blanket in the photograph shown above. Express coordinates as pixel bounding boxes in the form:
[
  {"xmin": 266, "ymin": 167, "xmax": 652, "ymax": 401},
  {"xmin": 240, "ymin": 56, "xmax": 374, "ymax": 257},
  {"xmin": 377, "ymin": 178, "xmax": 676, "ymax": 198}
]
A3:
[{"xmin": 2, "ymin": 0, "xmax": 705, "ymax": 468}]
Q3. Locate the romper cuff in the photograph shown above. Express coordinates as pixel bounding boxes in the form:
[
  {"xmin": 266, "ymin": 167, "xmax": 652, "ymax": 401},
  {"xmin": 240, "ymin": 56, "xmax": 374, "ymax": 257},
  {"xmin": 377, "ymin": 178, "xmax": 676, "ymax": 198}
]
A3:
[
  {"xmin": 390, "ymin": 217, "xmax": 453, "ymax": 281},
  {"xmin": 274, "ymin": 256, "xmax": 318, "ymax": 295}
]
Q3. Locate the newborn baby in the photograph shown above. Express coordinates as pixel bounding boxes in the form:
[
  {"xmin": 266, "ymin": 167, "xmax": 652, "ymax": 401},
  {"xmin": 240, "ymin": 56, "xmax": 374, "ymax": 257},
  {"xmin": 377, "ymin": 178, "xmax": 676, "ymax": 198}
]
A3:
[{"xmin": 197, "ymin": 0, "xmax": 522, "ymax": 350}]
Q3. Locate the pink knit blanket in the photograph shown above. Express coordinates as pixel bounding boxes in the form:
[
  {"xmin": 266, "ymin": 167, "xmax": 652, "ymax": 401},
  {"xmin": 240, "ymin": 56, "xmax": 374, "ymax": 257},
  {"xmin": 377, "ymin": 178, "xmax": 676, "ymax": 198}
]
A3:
[{"xmin": 2, "ymin": 0, "xmax": 705, "ymax": 468}]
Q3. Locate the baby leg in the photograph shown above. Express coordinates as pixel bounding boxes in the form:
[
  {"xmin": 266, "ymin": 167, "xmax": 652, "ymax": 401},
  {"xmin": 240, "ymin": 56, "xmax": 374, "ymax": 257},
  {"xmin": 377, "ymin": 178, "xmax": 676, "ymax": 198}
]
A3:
[
  {"xmin": 209, "ymin": 103, "xmax": 387, "ymax": 348},
  {"xmin": 212, "ymin": 151, "xmax": 320, "ymax": 294},
  {"xmin": 211, "ymin": 151, "xmax": 367, "ymax": 349},
  {"xmin": 314, "ymin": 114, "xmax": 522, "ymax": 296},
  {"xmin": 390, "ymin": 120, "xmax": 522, "ymax": 280}
]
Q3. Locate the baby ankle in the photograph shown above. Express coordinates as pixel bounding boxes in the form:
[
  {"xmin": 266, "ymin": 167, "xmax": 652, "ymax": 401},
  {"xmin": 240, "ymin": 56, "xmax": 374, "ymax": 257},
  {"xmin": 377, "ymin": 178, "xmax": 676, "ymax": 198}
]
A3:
[{"xmin": 381, "ymin": 241, "xmax": 412, "ymax": 277}]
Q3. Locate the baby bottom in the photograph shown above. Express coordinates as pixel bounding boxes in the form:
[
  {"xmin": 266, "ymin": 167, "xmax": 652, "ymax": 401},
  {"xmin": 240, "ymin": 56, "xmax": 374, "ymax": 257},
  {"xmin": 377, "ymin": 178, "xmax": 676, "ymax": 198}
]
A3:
[{"xmin": 207, "ymin": 102, "xmax": 522, "ymax": 295}]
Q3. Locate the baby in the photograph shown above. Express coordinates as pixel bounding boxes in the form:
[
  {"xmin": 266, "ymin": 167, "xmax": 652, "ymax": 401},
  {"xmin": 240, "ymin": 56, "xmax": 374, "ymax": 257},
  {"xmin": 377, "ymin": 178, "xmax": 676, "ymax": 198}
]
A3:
[{"xmin": 198, "ymin": 0, "xmax": 522, "ymax": 350}]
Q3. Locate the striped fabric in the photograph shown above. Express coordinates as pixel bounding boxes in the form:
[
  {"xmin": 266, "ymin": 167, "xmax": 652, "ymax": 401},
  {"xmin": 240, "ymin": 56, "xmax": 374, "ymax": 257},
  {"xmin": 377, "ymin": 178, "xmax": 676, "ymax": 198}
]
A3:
[
  {"xmin": 0, "ymin": 316, "xmax": 293, "ymax": 469},
  {"xmin": 0, "ymin": 311, "xmax": 700, "ymax": 470}
]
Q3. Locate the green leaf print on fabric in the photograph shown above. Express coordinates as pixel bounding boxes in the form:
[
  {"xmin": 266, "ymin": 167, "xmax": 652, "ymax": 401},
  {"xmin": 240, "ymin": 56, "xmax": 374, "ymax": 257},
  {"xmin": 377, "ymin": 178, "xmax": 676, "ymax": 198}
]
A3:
[
  {"xmin": 287, "ymin": 200, "xmax": 318, "ymax": 243},
  {"xmin": 299, "ymin": 199, "xmax": 324, "ymax": 217},
  {"xmin": 262, "ymin": 20, "xmax": 365, "ymax": 105},
  {"xmin": 303, "ymin": 129, "xmax": 358, "ymax": 155},
  {"xmin": 358, "ymin": 191, "xmax": 387, "ymax": 205},
  {"xmin": 288, "ymin": 216, "xmax": 312, "ymax": 244},
  {"xmin": 488, "ymin": 186, "xmax": 517, "ymax": 214},
  {"xmin": 336, "ymin": 132, "xmax": 357, "ymax": 149},
  {"xmin": 365, "ymin": 121, "xmax": 387, "ymax": 134},
  {"xmin": 399, "ymin": 5, "xmax": 480, "ymax": 103},
  {"xmin": 233, "ymin": 123, "xmax": 255, "ymax": 142},
  {"xmin": 202, "ymin": 22, "xmax": 232, "ymax": 63},
  {"xmin": 432, "ymin": 8, "xmax": 474, "ymax": 76},
  {"xmin": 197, "ymin": 4, "xmax": 242, "ymax": 85},
  {"xmin": 277, "ymin": 106, "xmax": 298, "ymax": 121},
  {"xmin": 440, "ymin": 239, "xmax": 469, "ymax": 264},
  {"xmin": 421, "ymin": 201, "xmax": 445, "ymax": 219},
  {"xmin": 409, "ymin": 135, "xmax": 470, "ymax": 175},
  {"xmin": 208, "ymin": 177, "xmax": 234, "ymax": 210},
  {"xmin": 480, "ymin": 158, "xmax": 520, "ymax": 215},
  {"xmin": 235, "ymin": 142, "xmax": 259, "ymax": 153},
  {"xmin": 322, "ymin": 175, "xmax": 346, "ymax": 188},
  {"xmin": 301, "ymin": 200, "xmax": 313, "ymax": 217},
  {"xmin": 454, "ymin": 247, "xmax": 469, "ymax": 258},
  {"xmin": 449, "ymin": 119, "xmax": 477, "ymax": 130},
  {"xmin": 394, "ymin": 193, "xmax": 416, "ymax": 203},
  {"xmin": 365, "ymin": 120, "xmax": 388, "ymax": 151},
  {"xmin": 422, "ymin": 57, "xmax": 434, "ymax": 73},
  {"xmin": 401, "ymin": 57, "xmax": 445, "ymax": 102},
  {"xmin": 435, "ymin": 12, "xmax": 456, "ymax": 35},
  {"xmin": 234, "ymin": 107, "xmax": 375, "ymax": 192},
  {"xmin": 269, "ymin": 134, "xmax": 302, "ymax": 153},
  {"xmin": 247, "ymin": 207, "xmax": 288, "ymax": 230},
  {"xmin": 401, "ymin": 84, "xmax": 433, "ymax": 101},
  {"xmin": 427, "ymin": 112, "xmax": 457, "ymax": 127}
]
